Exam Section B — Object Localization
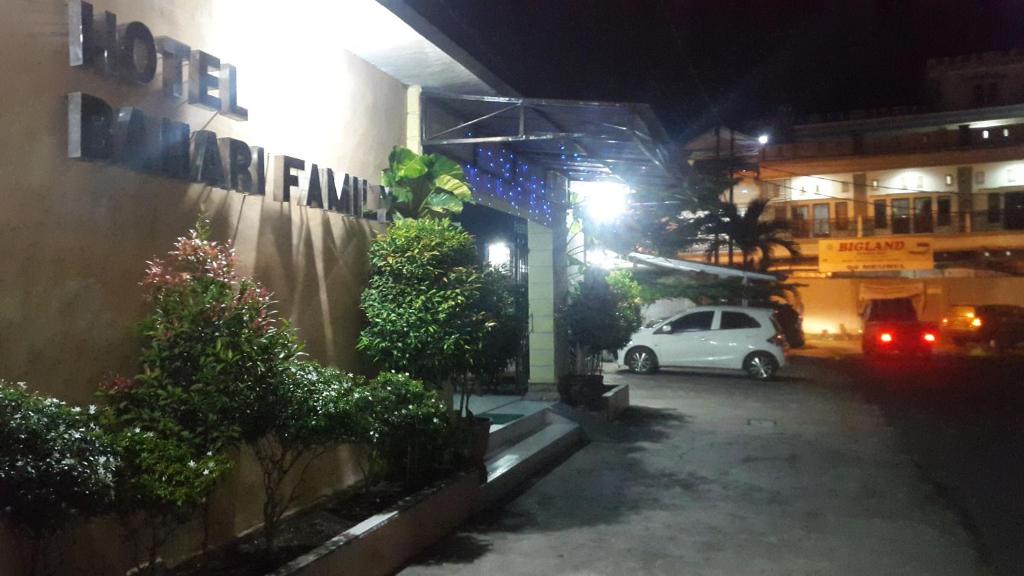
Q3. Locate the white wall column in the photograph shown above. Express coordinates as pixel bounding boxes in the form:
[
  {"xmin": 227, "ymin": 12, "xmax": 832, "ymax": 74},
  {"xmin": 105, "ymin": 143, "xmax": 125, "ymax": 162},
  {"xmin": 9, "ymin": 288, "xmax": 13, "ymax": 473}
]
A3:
[
  {"xmin": 527, "ymin": 172, "xmax": 569, "ymax": 395},
  {"xmin": 406, "ymin": 84, "xmax": 423, "ymax": 153}
]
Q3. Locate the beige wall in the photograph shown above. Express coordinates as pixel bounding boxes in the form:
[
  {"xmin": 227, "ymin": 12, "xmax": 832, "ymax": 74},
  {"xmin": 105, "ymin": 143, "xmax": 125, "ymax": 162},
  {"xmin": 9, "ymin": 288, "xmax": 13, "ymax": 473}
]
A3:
[
  {"xmin": 796, "ymin": 277, "xmax": 1024, "ymax": 336},
  {"xmin": 0, "ymin": 1, "xmax": 407, "ymax": 573}
]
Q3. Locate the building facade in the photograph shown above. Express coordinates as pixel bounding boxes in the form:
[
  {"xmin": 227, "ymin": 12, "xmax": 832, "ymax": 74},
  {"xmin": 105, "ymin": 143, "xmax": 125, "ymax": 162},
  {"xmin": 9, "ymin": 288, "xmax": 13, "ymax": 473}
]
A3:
[{"xmin": 695, "ymin": 52, "xmax": 1024, "ymax": 335}]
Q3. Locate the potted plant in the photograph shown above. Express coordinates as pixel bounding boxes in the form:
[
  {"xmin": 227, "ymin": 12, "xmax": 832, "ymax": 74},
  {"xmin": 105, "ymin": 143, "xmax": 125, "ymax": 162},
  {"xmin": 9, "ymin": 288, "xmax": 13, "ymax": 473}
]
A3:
[{"xmin": 562, "ymin": 269, "xmax": 642, "ymax": 406}]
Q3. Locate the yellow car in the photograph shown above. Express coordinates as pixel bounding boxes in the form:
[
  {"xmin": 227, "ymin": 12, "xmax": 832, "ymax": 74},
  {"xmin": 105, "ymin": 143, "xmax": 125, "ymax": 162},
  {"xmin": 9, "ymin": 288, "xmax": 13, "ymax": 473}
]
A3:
[{"xmin": 942, "ymin": 305, "xmax": 1024, "ymax": 349}]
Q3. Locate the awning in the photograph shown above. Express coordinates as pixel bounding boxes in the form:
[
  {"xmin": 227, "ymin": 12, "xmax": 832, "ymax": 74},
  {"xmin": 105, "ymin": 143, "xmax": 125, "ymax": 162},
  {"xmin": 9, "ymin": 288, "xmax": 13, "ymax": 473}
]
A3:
[
  {"xmin": 627, "ymin": 252, "xmax": 777, "ymax": 282},
  {"xmin": 421, "ymin": 92, "xmax": 683, "ymax": 221}
]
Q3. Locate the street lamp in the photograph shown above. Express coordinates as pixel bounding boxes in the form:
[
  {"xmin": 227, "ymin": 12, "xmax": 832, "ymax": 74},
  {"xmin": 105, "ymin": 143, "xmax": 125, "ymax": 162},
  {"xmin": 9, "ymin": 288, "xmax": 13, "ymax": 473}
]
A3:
[{"xmin": 758, "ymin": 133, "xmax": 770, "ymax": 145}]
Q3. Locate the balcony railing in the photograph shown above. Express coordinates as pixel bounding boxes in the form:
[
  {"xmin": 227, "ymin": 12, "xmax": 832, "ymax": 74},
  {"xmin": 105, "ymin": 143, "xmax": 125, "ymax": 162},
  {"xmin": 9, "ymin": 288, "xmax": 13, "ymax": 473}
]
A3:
[{"xmin": 782, "ymin": 211, "xmax": 1024, "ymax": 239}]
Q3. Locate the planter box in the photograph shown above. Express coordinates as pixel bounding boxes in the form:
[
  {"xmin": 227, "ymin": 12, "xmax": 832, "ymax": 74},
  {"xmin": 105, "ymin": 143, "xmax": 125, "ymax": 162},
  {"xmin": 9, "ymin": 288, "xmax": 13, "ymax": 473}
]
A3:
[
  {"xmin": 268, "ymin": 472, "xmax": 479, "ymax": 576},
  {"xmin": 601, "ymin": 384, "xmax": 630, "ymax": 421}
]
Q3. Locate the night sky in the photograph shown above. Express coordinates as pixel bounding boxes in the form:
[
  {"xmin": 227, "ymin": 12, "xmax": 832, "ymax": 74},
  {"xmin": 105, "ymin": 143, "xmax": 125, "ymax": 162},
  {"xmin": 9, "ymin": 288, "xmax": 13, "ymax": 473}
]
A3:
[{"xmin": 405, "ymin": 0, "xmax": 1024, "ymax": 140}]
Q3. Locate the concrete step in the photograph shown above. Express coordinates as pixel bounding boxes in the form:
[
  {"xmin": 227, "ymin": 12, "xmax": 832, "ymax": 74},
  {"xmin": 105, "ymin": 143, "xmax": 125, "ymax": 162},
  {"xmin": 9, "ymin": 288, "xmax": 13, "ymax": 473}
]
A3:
[
  {"xmin": 484, "ymin": 408, "xmax": 549, "ymax": 459},
  {"xmin": 476, "ymin": 412, "xmax": 585, "ymax": 511}
]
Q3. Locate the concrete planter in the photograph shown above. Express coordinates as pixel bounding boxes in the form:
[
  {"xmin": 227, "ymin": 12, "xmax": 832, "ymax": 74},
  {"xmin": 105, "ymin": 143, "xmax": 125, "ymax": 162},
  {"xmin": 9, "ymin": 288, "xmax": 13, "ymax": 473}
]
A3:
[
  {"xmin": 600, "ymin": 384, "xmax": 630, "ymax": 421},
  {"xmin": 267, "ymin": 472, "xmax": 479, "ymax": 576}
]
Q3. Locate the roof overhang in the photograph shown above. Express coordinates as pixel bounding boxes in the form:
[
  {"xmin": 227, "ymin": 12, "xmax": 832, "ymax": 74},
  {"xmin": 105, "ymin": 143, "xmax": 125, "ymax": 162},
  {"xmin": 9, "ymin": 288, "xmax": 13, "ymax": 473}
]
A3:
[
  {"xmin": 422, "ymin": 92, "xmax": 682, "ymax": 196},
  {"xmin": 323, "ymin": 0, "xmax": 515, "ymax": 95},
  {"xmin": 628, "ymin": 252, "xmax": 777, "ymax": 282}
]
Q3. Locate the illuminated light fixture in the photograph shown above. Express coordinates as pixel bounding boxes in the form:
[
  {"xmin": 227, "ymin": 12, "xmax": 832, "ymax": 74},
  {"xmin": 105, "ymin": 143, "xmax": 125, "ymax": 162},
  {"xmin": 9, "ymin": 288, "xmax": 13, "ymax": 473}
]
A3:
[
  {"xmin": 971, "ymin": 317, "xmax": 983, "ymax": 328},
  {"xmin": 742, "ymin": 188, "xmax": 749, "ymax": 194},
  {"xmin": 486, "ymin": 242, "xmax": 512, "ymax": 269},
  {"xmin": 1004, "ymin": 128, "xmax": 1011, "ymax": 138},
  {"xmin": 923, "ymin": 333, "xmax": 937, "ymax": 343},
  {"xmin": 571, "ymin": 180, "xmax": 631, "ymax": 224},
  {"xmin": 871, "ymin": 179, "xmax": 879, "ymax": 189},
  {"xmin": 982, "ymin": 130, "xmax": 990, "ymax": 139},
  {"xmin": 945, "ymin": 174, "xmax": 954, "ymax": 186},
  {"xmin": 879, "ymin": 333, "xmax": 894, "ymax": 343},
  {"xmin": 758, "ymin": 134, "xmax": 770, "ymax": 145}
]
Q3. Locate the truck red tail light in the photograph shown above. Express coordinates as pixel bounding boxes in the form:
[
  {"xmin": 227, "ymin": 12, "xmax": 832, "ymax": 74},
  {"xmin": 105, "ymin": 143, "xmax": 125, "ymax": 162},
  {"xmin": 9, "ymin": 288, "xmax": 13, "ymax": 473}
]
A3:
[
  {"xmin": 923, "ymin": 332, "xmax": 937, "ymax": 343},
  {"xmin": 879, "ymin": 332, "xmax": 894, "ymax": 343}
]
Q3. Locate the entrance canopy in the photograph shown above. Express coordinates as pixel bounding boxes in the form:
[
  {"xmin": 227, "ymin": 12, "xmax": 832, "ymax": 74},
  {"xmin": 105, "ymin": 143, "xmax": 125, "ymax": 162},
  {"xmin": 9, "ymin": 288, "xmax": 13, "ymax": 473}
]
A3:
[{"xmin": 422, "ymin": 92, "xmax": 683, "ymax": 226}]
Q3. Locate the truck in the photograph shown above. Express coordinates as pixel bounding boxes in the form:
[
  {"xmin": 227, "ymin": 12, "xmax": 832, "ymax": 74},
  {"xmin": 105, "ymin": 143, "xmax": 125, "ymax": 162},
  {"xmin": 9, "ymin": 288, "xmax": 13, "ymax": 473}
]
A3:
[{"xmin": 861, "ymin": 298, "xmax": 938, "ymax": 358}]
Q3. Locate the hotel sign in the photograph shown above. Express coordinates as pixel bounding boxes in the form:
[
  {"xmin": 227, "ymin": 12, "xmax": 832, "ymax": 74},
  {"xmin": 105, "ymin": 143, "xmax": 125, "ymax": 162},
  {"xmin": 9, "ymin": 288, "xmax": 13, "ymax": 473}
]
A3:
[
  {"xmin": 818, "ymin": 238, "xmax": 934, "ymax": 273},
  {"xmin": 65, "ymin": 1, "xmax": 379, "ymax": 219}
]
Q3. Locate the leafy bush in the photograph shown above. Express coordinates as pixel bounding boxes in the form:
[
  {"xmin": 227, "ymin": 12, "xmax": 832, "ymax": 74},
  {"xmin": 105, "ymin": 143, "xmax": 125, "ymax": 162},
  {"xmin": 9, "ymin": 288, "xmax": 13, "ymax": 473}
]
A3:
[
  {"xmin": 380, "ymin": 147, "xmax": 472, "ymax": 219},
  {"xmin": 565, "ymin": 269, "xmax": 643, "ymax": 376},
  {"xmin": 358, "ymin": 218, "xmax": 492, "ymax": 387},
  {"xmin": 355, "ymin": 372, "xmax": 463, "ymax": 487},
  {"xmin": 0, "ymin": 381, "xmax": 117, "ymax": 575},
  {"xmin": 252, "ymin": 362, "xmax": 363, "ymax": 552},
  {"xmin": 100, "ymin": 222, "xmax": 300, "ymax": 571},
  {"xmin": 471, "ymin": 267, "xmax": 525, "ymax": 386}
]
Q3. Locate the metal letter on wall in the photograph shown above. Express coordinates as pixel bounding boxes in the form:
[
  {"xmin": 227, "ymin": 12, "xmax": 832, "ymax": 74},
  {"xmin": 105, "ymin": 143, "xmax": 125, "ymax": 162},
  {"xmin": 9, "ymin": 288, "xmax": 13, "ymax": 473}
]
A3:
[
  {"xmin": 325, "ymin": 169, "xmax": 343, "ymax": 212},
  {"xmin": 68, "ymin": 92, "xmax": 114, "ymax": 160},
  {"xmin": 156, "ymin": 37, "xmax": 190, "ymax": 98},
  {"xmin": 160, "ymin": 119, "xmax": 190, "ymax": 179},
  {"xmin": 248, "ymin": 146, "xmax": 266, "ymax": 195},
  {"xmin": 189, "ymin": 130, "xmax": 225, "ymax": 187},
  {"xmin": 95, "ymin": 9, "xmax": 119, "ymax": 76},
  {"xmin": 188, "ymin": 50, "xmax": 221, "ymax": 110},
  {"xmin": 305, "ymin": 164, "xmax": 324, "ymax": 209},
  {"xmin": 112, "ymin": 106, "xmax": 148, "ymax": 170},
  {"xmin": 217, "ymin": 138, "xmax": 253, "ymax": 193},
  {"xmin": 273, "ymin": 156, "xmax": 305, "ymax": 203},
  {"xmin": 219, "ymin": 63, "xmax": 248, "ymax": 121},
  {"xmin": 118, "ymin": 22, "xmax": 157, "ymax": 84},
  {"xmin": 68, "ymin": 1, "xmax": 94, "ymax": 67}
]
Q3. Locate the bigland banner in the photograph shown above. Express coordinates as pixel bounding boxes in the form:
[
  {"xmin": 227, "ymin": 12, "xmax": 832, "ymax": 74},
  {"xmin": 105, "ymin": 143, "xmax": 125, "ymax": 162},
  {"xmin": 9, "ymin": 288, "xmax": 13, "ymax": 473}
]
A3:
[{"xmin": 818, "ymin": 238, "xmax": 934, "ymax": 273}]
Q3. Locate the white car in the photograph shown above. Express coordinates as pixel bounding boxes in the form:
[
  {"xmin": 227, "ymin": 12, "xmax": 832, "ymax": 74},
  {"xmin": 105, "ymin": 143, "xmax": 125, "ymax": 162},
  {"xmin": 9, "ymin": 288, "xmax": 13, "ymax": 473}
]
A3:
[{"xmin": 616, "ymin": 306, "xmax": 787, "ymax": 380}]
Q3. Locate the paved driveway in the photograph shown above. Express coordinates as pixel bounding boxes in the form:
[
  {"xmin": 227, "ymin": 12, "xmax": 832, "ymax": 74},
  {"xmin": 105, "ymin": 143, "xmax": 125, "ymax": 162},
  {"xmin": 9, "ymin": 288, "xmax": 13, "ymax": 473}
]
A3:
[{"xmin": 400, "ymin": 358, "xmax": 989, "ymax": 576}]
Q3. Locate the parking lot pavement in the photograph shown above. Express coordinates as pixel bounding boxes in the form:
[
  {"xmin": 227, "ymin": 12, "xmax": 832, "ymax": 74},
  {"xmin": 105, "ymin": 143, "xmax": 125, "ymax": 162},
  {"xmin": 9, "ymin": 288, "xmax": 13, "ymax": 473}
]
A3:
[
  {"xmin": 847, "ymin": 355, "xmax": 1024, "ymax": 576},
  {"xmin": 401, "ymin": 358, "xmax": 989, "ymax": 576}
]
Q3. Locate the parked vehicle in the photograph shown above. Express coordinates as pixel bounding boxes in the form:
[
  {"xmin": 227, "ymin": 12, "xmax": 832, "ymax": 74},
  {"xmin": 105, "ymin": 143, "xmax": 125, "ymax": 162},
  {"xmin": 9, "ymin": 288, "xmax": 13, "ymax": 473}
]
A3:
[
  {"xmin": 942, "ymin": 304, "xmax": 1024, "ymax": 350},
  {"xmin": 617, "ymin": 306, "xmax": 787, "ymax": 380},
  {"xmin": 771, "ymin": 302, "xmax": 805, "ymax": 348},
  {"xmin": 861, "ymin": 297, "xmax": 938, "ymax": 358}
]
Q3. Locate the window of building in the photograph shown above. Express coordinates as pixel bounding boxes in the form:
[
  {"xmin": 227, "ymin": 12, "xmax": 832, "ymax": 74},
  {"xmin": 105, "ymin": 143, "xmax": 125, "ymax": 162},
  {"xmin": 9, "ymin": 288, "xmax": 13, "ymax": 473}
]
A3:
[
  {"xmin": 835, "ymin": 202, "xmax": 849, "ymax": 231},
  {"xmin": 988, "ymin": 193, "xmax": 1002, "ymax": 224},
  {"xmin": 669, "ymin": 311, "xmax": 714, "ymax": 332},
  {"xmin": 914, "ymin": 197, "xmax": 933, "ymax": 233},
  {"xmin": 976, "ymin": 171, "xmax": 986, "ymax": 185},
  {"xmin": 892, "ymin": 198, "xmax": 911, "ymax": 234},
  {"xmin": 945, "ymin": 174, "xmax": 954, "ymax": 186},
  {"xmin": 773, "ymin": 206, "xmax": 787, "ymax": 222},
  {"xmin": 719, "ymin": 312, "xmax": 761, "ymax": 330},
  {"xmin": 813, "ymin": 203, "xmax": 830, "ymax": 236},
  {"xmin": 874, "ymin": 200, "xmax": 888, "ymax": 229},
  {"xmin": 937, "ymin": 196, "xmax": 952, "ymax": 227}
]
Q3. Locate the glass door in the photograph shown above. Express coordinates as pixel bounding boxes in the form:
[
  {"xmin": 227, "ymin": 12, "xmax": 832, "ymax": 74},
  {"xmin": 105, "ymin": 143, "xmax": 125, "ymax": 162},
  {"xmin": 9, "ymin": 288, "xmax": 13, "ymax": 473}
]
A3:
[
  {"xmin": 813, "ymin": 203, "xmax": 830, "ymax": 237},
  {"xmin": 914, "ymin": 197, "xmax": 933, "ymax": 233},
  {"xmin": 1006, "ymin": 192, "xmax": 1024, "ymax": 230},
  {"xmin": 892, "ymin": 198, "xmax": 911, "ymax": 234},
  {"xmin": 791, "ymin": 205, "xmax": 810, "ymax": 238}
]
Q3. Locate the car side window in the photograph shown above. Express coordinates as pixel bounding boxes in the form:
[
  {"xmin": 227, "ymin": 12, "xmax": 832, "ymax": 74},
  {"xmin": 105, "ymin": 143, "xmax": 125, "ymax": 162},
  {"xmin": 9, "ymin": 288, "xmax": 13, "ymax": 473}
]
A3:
[
  {"xmin": 720, "ymin": 311, "xmax": 761, "ymax": 330},
  {"xmin": 669, "ymin": 311, "xmax": 714, "ymax": 332}
]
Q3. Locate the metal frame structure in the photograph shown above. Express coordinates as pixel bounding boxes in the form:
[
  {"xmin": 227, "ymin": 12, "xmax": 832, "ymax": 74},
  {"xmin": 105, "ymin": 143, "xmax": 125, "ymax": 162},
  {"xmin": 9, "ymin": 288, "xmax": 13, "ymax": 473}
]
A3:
[{"xmin": 421, "ymin": 91, "xmax": 682, "ymax": 196}]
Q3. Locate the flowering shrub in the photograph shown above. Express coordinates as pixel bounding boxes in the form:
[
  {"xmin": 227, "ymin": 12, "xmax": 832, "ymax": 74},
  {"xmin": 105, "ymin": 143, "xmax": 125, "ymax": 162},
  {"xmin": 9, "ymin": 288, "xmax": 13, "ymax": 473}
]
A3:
[
  {"xmin": 355, "ymin": 372, "xmax": 464, "ymax": 487},
  {"xmin": 0, "ymin": 381, "xmax": 117, "ymax": 574},
  {"xmin": 253, "ymin": 362, "xmax": 364, "ymax": 551},
  {"xmin": 100, "ymin": 222, "xmax": 300, "ymax": 571}
]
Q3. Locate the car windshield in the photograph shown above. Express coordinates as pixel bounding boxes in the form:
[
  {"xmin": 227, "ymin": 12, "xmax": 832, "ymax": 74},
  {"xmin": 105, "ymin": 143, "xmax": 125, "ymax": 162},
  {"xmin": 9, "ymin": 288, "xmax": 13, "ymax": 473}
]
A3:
[{"xmin": 644, "ymin": 316, "xmax": 672, "ymax": 328}]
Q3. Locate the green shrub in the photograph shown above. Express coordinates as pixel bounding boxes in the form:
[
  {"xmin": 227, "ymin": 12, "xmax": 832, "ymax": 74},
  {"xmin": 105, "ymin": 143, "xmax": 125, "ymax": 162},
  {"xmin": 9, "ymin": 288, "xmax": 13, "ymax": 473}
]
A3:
[
  {"xmin": 355, "ymin": 372, "xmax": 464, "ymax": 487},
  {"xmin": 471, "ymin": 268, "xmax": 525, "ymax": 387},
  {"xmin": 358, "ymin": 218, "xmax": 491, "ymax": 387},
  {"xmin": 100, "ymin": 222, "xmax": 300, "ymax": 571},
  {"xmin": 0, "ymin": 381, "xmax": 117, "ymax": 575},
  {"xmin": 252, "ymin": 362, "xmax": 364, "ymax": 551},
  {"xmin": 565, "ymin": 269, "xmax": 643, "ymax": 376}
]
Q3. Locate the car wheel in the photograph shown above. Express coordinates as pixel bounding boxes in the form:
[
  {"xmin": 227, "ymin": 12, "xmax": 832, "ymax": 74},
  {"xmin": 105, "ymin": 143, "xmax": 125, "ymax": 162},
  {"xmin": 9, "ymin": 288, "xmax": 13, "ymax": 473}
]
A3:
[
  {"xmin": 744, "ymin": 352, "xmax": 778, "ymax": 381},
  {"xmin": 625, "ymin": 347, "xmax": 658, "ymax": 375}
]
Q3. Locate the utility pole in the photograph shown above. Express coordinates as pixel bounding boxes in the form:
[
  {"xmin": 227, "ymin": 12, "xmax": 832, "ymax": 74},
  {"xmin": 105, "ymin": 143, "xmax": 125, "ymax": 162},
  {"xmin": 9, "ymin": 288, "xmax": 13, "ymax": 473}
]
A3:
[{"xmin": 728, "ymin": 129, "xmax": 735, "ymax": 266}]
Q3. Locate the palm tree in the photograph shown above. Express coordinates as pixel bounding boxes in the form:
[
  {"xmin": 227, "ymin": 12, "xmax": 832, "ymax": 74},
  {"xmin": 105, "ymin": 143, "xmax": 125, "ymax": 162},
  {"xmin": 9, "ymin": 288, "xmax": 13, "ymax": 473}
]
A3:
[{"xmin": 697, "ymin": 199, "xmax": 800, "ymax": 271}]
